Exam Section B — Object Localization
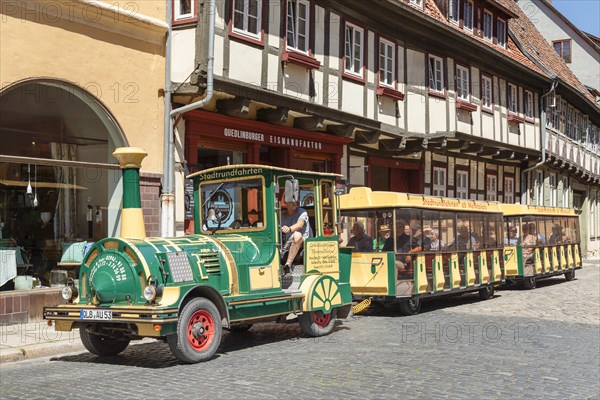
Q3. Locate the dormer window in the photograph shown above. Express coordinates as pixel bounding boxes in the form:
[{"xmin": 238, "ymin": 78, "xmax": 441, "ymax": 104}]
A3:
[
  {"xmin": 497, "ymin": 18, "xmax": 507, "ymax": 48},
  {"xmin": 463, "ymin": 0, "xmax": 474, "ymax": 31},
  {"xmin": 483, "ymin": 10, "xmax": 493, "ymax": 41}
]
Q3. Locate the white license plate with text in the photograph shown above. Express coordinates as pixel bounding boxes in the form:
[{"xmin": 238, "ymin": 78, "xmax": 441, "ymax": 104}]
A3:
[{"xmin": 80, "ymin": 309, "xmax": 112, "ymax": 320}]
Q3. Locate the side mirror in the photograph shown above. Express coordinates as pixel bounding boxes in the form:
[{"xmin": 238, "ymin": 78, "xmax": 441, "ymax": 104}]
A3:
[{"xmin": 284, "ymin": 179, "xmax": 299, "ymax": 204}]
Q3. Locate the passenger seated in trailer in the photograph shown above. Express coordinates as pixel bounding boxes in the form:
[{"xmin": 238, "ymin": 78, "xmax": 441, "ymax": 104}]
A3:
[
  {"xmin": 447, "ymin": 224, "xmax": 479, "ymax": 250},
  {"xmin": 505, "ymin": 225, "xmax": 519, "ymax": 245},
  {"xmin": 382, "ymin": 224, "xmax": 410, "ymax": 252},
  {"xmin": 374, "ymin": 224, "xmax": 391, "ymax": 251},
  {"xmin": 396, "ymin": 225, "xmax": 423, "ymax": 275},
  {"xmin": 521, "ymin": 223, "xmax": 536, "ymax": 262},
  {"xmin": 347, "ymin": 221, "xmax": 373, "ymax": 252},
  {"xmin": 422, "ymin": 225, "xmax": 433, "ymax": 250},
  {"xmin": 428, "ymin": 229, "xmax": 445, "ymax": 250},
  {"xmin": 548, "ymin": 224, "xmax": 563, "ymax": 245},
  {"xmin": 280, "ymin": 199, "xmax": 312, "ymax": 273},
  {"xmin": 528, "ymin": 222, "xmax": 545, "ymax": 245}
]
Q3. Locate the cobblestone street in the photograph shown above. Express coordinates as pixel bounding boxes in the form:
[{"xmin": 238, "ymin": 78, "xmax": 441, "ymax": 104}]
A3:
[{"xmin": 1, "ymin": 263, "xmax": 599, "ymax": 400}]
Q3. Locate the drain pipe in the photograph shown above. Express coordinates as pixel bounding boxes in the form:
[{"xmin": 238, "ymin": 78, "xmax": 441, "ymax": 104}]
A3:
[
  {"xmin": 161, "ymin": 0, "xmax": 174, "ymax": 237},
  {"xmin": 521, "ymin": 79, "xmax": 558, "ymax": 205},
  {"xmin": 161, "ymin": 0, "xmax": 216, "ymax": 237}
]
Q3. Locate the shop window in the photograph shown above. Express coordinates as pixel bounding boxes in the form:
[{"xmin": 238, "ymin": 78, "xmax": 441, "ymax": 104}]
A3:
[{"xmin": 196, "ymin": 147, "xmax": 245, "ymax": 171}]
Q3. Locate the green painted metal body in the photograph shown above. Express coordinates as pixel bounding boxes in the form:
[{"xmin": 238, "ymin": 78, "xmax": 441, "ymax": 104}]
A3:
[{"xmin": 55, "ymin": 165, "xmax": 352, "ymax": 337}]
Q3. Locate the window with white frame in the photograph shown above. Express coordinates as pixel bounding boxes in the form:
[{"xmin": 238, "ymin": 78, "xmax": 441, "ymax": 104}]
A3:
[
  {"xmin": 535, "ymin": 171, "xmax": 544, "ymax": 205},
  {"xmin": 481, "ymin": 75, "xmax": 493, "ymax": 110},
  {"xmin": 463, "ymin": 0, "xmax": 474, "ymax": 31},
  {"xmin": 525, "ymin": 90, "xmax": 534, "ymax": 119},
  {"xmin": 456, "ymin": 65, "xmax": 470, "ymax": 101},
  {"xmin": 483, "ymin": 11, "xmax": 493, "ymax": 41},
  {"xmin": 410, "ymin": 0, "xmax": 423, "ymax": 7},
  {"xmin": 379, "ymin": 38, "xmax": 395, "ymax": 87},
  {"xmin": 175, "ymin": 0, "xmax": 195, "ymax": 20},
  {"xmin": 549, "ymin": 173, "xmax": 557, "ymax": 207},
  {"xmin": 286, "ymin": 0, "xmax": 310, "ymax": 53},
  {"xmin": 344, "ymin": 22, "xmax": 364, "ymax": 78},
  {"xmin": 232, "ymin": 0, "xmax": 262, "ymax": 40},
  {"xmin": 486, "ymin": 173, "xmax": 497, "ymax": 201},
  {"xmin": 504, "ymin": 176, "xmax": 514, "ymax": 203},
  {"xmin": 432, "ymin": 166, "xmax": 447, "ymax": 197},
  {"xmin": 456, "ymin": 169, "xmax": 469, "ymax": 199},
  {"xmin": 449, "ymin": 0, "xmax": 459, "ymax": 23},
  {"xmin": 428, "ymin": 55, "xmax": 444, "ymax": 93},
  {"xmin": 562, "ymin": 177, "xmax": 569, "ymax": 207},
  {"xmin": 497, "ymin": 18, "xmax": 506, "ymax": 47},
  {"xmin": 508, "ymin": 83, "xmax": 518, "ymax": 114}
]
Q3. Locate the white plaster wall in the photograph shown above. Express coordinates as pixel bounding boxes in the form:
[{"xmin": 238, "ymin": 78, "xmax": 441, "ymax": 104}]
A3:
[
  {"xmin": 349, "ymin": 155, "xmax": 366, "ymax": 186},
  {"xmin": 367, "ymin": 90, "xmax": 375, "ymax": 120},
  {"xmin": 406, "ymin": 49, "xmax": 426, "ymax": 133},
  {"xmin": 268, "ymin": 0, "xmax": 281, "ymax": 48},
  {"xmin": 328, "ymin": 73, "xmax": 340, "ymax": 109},
  {"xmin": 377, "ymin": 96, "xmax": 396, "ymax": 125},
  {"xmin": 267, "ymin": 53, "xmax": 279, "ymax": 90},
  {"xmin": 482, "ymin": 113, "xmax": 495, "ymax": 140},
  {"xmin": 429, "ymin": 99, "xmax": 447, "ymax": 134},
  {"xmin": 214, "ymin": 34, "xmax": 224, "ymax": 76},
  {"xmin": 314, "ymin": 6, "xmax": 326, "ymax": 65},
  {"xmin": 229, "ymin": 41, "xmax": 263, "ymax": 85},
  {"xmin": 314, "ymin": 70, "xmax": 324, "ymax": 105},
  {"xmin": 367, "ymin": 31, "xmax": 376, "ymax": 85},
  {"xmin": 471, "ymin": 67, "xmax": 481, "ymax": 136},
  {"xmin": 283, "ymin": 64, "xmax": 310, "ymax": 101},
  {"xmin": 171, "ymin": 28, "xmax": 196, "ymax": 82},
  {"xmin": 341, "ymin": 81, "xmax": 364, "ymax": 116},
  {"xmin": 329, "ymin": 13, "xmax": 340, "ymax": 68}
]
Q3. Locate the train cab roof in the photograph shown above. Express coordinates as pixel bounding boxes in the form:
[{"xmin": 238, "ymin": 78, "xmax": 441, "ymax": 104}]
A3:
[
  {"xmin": 187, "ymin": 164, "xmax": 343, "ymax": 182},
  {"xmin": 340, "ymin": 187, "xmax": 502, "ymax": 214}
]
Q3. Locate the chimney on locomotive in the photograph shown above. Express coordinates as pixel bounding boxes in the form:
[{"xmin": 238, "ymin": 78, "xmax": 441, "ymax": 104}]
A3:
[{"xmin": 112, "ymin": 147, "xmax": 148, "ymax": 239}]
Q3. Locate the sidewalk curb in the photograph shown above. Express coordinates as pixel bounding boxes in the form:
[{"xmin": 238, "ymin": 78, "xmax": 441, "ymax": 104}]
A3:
[{"xmin": 1, "ymin": 341, "xmax": 86, "ymax": 364}]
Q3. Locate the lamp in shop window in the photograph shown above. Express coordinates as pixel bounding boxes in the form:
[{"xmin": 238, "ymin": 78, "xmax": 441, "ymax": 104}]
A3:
[
  {"xmin": 33, "ymin": 164, "xmax": 38, "ymax": 208},
  {"xmin": 26, "ymin": 164, "xmax": 32, "ymax": 195}
]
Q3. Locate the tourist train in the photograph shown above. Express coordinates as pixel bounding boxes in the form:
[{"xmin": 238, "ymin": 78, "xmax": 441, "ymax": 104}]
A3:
[{"xmin": 44, "ymin": 149, "xmax": 582, "ymax": 362}]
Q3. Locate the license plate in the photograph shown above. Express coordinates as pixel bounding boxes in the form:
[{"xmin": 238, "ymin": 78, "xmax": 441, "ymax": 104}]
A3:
[{"xmin": 80, "ymin": 309, "xmax": 112, "ymax": 320}]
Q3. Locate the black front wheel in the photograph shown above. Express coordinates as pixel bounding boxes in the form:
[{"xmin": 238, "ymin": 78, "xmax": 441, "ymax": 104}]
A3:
[
  {"xmin": 564, "ymin": 269, "xmax": 575, "ymax": 281},
  {"xmin": 523, "ymin": 276, "xmax": 537, "ymax": 290},
  {"xmin": 478, "ymin": 285, "xmax": 494, "ymax": 300},
  {"xmin": 399, "ymin": 297, "xmax": 421, "ymax": 316},
  {"xmin": 80, "ymin": 327, "xmax": 130, "ymax": 357}
]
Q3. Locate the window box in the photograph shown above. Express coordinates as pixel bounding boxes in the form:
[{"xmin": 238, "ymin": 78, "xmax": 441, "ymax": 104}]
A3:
[
  {"xmin": 281, "ymin": 51, "xmax": 321, "ymax": 69},
  {"xmin": 456, "ymin": 101, "xmax": 477, "ymax": 112},
  {"xmin": 377, "ymin": 86, "xmax": 405, "ymax": 101},
  {"xmin": 508, "ymin": 114, "xmax": 525, "ymax": 123}
]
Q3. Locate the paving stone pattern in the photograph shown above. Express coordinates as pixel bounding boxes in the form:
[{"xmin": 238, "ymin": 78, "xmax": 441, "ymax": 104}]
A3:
[{"xmin": 1, "ymin": 264, "xmax": 599, "ymax": 399}]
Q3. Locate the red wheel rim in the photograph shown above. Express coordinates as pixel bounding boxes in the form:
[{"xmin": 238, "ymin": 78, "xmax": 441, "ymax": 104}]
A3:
[
  {"xmin": 187, "ymin": 310, "xmax": 214, "ymax": 351},
  {"xmin": 313, "ymin": 311, "xmax": 331, "ymax": 327}
]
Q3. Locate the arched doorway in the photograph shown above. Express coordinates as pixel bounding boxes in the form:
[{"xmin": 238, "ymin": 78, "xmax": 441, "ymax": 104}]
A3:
[{"xmin": 0, "ymin": 79, "xmax": 127, "ymax": 287}]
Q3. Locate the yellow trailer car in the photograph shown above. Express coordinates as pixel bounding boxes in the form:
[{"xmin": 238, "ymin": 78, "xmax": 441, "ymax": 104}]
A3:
[
  {"xmin": 499, "ymin": 204, "xmax": 582, "ymax": 289},
  {"xmin": 339, "ymin": 187, "xmax": 504, "ymax": 315}
]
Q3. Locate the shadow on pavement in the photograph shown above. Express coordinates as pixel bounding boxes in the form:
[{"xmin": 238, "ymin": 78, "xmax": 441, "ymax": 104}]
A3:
[{"xmin": 50, "ymin": 321, "xmax": 349, "ymax": 368}]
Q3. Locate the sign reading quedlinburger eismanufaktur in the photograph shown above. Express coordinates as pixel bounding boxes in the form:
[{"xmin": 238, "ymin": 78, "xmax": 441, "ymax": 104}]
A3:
[{"xmin": 223, "ymin": 128, "xmax": 323, "ymax": 150}]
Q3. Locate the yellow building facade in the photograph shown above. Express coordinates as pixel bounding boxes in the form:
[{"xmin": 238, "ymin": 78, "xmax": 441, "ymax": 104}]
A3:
[{"xmin": 0, "ymin": 1, "xmax": 166, "ymax": 295}]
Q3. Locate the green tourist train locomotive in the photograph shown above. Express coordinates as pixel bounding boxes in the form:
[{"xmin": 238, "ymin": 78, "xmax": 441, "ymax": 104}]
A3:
[{"xmin": 44, "ymin": 147, "xmax": 352, "ymax": 363}]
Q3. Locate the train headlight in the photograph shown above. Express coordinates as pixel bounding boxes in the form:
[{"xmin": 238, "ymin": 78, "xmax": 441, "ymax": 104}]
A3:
[
  {"xmin": 143, "ymin": 275, "xmax": 163, "ymax": 302},
  {"xmin": 61, "ymin": 279, "xmax": 78, "ymax": 302}
]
